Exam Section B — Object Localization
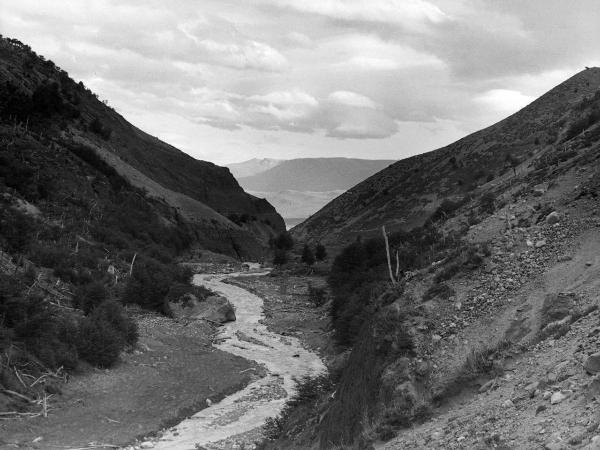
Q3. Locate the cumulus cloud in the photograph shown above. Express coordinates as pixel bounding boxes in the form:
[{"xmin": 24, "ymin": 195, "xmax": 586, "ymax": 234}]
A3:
[
  {"xmin": 2, "ymin": 0, "xmax": 599, "ymax": 162},
  {"xmin": 185, "ymin": 88, "xmax": 397, "ymax": 138},
  {"xmin": 474, "ymin": 89, "xmax": 534, "ymax": 114}
]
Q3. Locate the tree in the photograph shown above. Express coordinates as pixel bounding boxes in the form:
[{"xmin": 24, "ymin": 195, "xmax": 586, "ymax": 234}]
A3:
[
  {"xmin": 301, "ymin": 244, "xmax": 315, "ymax": 266},
  {"xmin": 271, "ymin": 232, "xmax": 294, "ymax": 250},
  {"xmin": 315, "ymin": 244, "xmax": 327, "ymax": 261},
  {"xmin": 273, "ymin": 249, "xmax": 288, "ymax": 266}
]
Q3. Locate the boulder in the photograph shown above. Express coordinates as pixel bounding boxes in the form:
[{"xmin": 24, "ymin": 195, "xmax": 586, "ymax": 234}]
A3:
[
  {"xmin": 585, "ymin": 353, "xmax": 600, "ymax": 374},
  {"xmin": 550, "ymin": 391, "xmax": 567, "ymax": 404},
  {"xmin": 192, "ymin": 295, "xmax": 236, "ymax": 323},
  {"xmin": 545, "ymin": 211, "xmax": 560, "ymax": 225}
]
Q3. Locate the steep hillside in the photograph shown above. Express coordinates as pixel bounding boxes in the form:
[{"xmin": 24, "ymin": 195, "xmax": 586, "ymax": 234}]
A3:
[
  {"xmin": 228, "ymin": 158, "xmax": 283, "ymax": 178},
  {"xmin": 236, "ymin": 158, "xmax": 395, "ymax": 192},
  {"xmin": 258, "ymin": 69, "xmax": 600, "ymax": 450},
  {"xmin": 292, "ymin": 68, "xmax": 600, "ymax": 249},
  {"xmin": 0, "ymin": 36, "xmax": 285, "ymax": 258}
]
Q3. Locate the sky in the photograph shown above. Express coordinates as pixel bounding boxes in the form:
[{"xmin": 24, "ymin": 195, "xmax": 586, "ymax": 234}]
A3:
[{"xmin": 2, "ymin": 1, "xmax": 600, "ymax": 165}]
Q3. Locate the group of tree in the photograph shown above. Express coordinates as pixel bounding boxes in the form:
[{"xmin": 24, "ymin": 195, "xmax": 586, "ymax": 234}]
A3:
[
  {"xmin": 301, "ymin": 243, "xmax": 327, "ymax": 266},
  {"xmin": 270, "ymin": 231, "xmax": 328, "ymax": 267}
]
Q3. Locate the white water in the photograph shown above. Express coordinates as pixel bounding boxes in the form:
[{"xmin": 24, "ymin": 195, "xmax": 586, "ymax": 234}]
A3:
[{"xmin": 154, "ymin": 272, "xmax": 326, "ymax": 449}]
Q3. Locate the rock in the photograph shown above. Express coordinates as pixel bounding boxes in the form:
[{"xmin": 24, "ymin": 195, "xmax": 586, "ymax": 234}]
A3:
[
  {"xmin": 501, "ymin": 399, "xmax": 514, "ymax": 408},
  {"xmin": 586, "ymin": 261, "xmax": 594, "ymax": 267},
  {"xmin": 587, "ymin": 376, "xmax": 600, "ymax": 398},
  {"xmin": 544, "ymin": 442, "xmax": 564, "ymax": 450},
  {"xmin": 535, "ymin": 240, "xmax": 547, "ymax": 248},
  {"xmin": 550, "ymin": 391, "xmax": 567, "ymax": 404},
  {"xmin": 585, "ymin": 353, "xmax": 600, "ymax": 374},
  {"xmin": 557, "ymin": 255, "xmax": 572, "ymax": 262},
  {"xmin": 206, "ymin": 398, "xmax": 213, "ymax": 406},
  {"xmin": 479, "ymin": 379, "xmax": 495, "ymax": 394},
  {"xmin": 140, "ymin": 442, "xmax": 155, "ymax": 449},
  {"xmin": 191, "ymin": 295, "xmax": 236, "ymax": 323},
  {"xmin": 526, "ymin": 239, "xmax": 534, "ymax": 247},
  {"xmin": 545, "ymin": 212, "xmax": 560, "ymax": 225}
]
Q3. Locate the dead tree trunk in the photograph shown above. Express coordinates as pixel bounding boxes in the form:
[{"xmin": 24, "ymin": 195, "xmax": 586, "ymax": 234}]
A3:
[{"xmin": 382, "ymin": 225, "xmax": 396, "ymax": 285}]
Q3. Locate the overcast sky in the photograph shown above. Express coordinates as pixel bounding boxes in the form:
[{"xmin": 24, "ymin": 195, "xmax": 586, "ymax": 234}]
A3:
[{"xmin": 2, "ymin": 1, "xmax": 600, "ymax": 165}]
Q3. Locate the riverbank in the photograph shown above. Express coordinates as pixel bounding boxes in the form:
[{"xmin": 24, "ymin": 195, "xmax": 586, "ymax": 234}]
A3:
[
  {"xmin": 225, "ymin": 274, "xmax": 335, "ymax": 361},
  {"xmin": 0, "ymin": 310, "xmax": 264, "ymax": 450}
]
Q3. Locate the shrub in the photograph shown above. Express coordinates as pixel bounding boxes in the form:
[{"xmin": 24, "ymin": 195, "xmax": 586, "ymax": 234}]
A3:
[
  {"xmin": 315, "ymin": 244, "xmax": 327, "ymax": 261},
  {"xmin": 77, "ymin": 300, "xmax": 137, "ymax": 367},
  {"xmin": 77, "ymin": 313, "xmax": 124, "ymax": 367},
  {"xmin": 301, "ymin": 244, "xmax": 315, "ymax": 266},
  {"xmin": 123, "ymin": 258, "xmax": 175, "ymax": 314},
  {"xmin": 307, "ymin": 284, "xmax": 327, "ymax": 307},
  {"xmin": 270, "ymin": 232, "xmax": 293, "ymax": 250},
  {"xmin": 29, "ymin": 244, "xmax": 71, "ymax": 268},
  {"xmin": 273, "ymin": 249, "xmax": 288, "ymax": 266},
  {"xmin": 93, "ymin": 300, "xmax": 138, "ymax": 346},
  {"xmin": 73, "ymin": 281, "xmax": 108, "ymax": 315},
  {"xmin": 0, "ymin": 208, "xmax": 37, "ymax": 254}
]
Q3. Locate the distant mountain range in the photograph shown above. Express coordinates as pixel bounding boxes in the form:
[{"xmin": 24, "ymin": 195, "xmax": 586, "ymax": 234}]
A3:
[
  {"xmin": 228, "ymin": 158, "xmax": 283, "ymax": 178},
  {"xmin": 227, "ymin": 158, "xmax": 395, "ymax": 227}
]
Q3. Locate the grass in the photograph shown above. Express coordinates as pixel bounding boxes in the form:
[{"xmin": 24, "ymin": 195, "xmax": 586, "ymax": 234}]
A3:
[{"xmin": 434, "ymin": 339, "xmax": 511, "ymax": 404}]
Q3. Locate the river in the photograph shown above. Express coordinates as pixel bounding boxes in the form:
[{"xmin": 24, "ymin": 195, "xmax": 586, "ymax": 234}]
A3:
[{"xmin": 153, "ymin": 272, "xmax": 327, "ymax": 449}]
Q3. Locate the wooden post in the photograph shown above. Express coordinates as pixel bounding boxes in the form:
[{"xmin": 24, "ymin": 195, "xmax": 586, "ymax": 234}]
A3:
[{"xmin": 382, "ymin": 225, "xmax": 396, "ymax": 285}]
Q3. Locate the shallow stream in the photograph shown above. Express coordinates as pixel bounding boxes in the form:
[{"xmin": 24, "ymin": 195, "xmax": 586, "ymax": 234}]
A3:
[{"xmin": 154, "ymin": 272, "xmax": 326, "ymax": 449}]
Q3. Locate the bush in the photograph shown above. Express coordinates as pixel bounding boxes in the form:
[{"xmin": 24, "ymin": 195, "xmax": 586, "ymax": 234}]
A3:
[
  {"xmin": 270, "ymin": 232, "xmax": 293, "ymax": 250},
  {"xmin": 73, "ymin": 281, "xmax": 108, "ymax": 315},
  {"xmin": 29, "ymin": 244, "xmax": 71, "ymax": 269},
  {"xmin": 308, "ymin": 284, "xmax": 327, "ymax": 307},
  {"xmin": 315, "ymin": 244, "xmax": 327, "ymax": 261},
  {"xmin": 123, "ymin": 258, "xmax": 176, "ymax": 314},
  {"xmin": 273, "ymin": 249, "xmax": 288, "ymax": 266},
  {"xmin": 77, "ymin": 300, "xmax": 137, "ymax": 367},
  {"xmin": 301, "ymin": 244, "xmax": 315, "ymax": 266}
]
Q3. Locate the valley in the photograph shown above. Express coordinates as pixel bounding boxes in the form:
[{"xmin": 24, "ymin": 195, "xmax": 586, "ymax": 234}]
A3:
[{"xmin": 2, "ymin": 19, "xmax": 600, "ymax": 450}]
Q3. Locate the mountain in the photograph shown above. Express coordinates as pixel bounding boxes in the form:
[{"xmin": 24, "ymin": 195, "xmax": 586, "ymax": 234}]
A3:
[
  {"xmin": 236, "ymin": 157, "xmax": 395, "ymax": 192},
  {"xmin": 230, "ymin": 158, "xmax": 394, "ymax": 228},
  {"xmin": 0, "ymin": 36, "xmax": 285, "ymax": 259},
  {"xmin": 292, "ymin": 68, "xmax": 600, "ymax": 249},
  {"xmin": 227, "ymin": 158, "xmax": 283, "ymax": 178}
]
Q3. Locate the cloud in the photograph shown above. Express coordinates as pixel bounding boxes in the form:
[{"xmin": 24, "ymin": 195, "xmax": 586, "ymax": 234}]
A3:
[
  {"xmin": 2, "ymin": 0, "xmax": 600, "ymax": 163},
  {"xmin": 265, "ymin": 0, "xmax": 448, "ymax": 30},
  {"xmin": 184, "ymin": 88, "xmax": 397, "ymax": 138},
  {"xmin": 328, "ymin": 91, "xmax": 377, "ymax": 108},
  {"xmin": 474, "ymin": 89, "xmax": 534, "ymax": 114}
]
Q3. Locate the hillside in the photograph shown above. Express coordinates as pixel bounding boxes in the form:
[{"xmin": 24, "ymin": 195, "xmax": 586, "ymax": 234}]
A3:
[
  {"xmin": 0, "ymin": 36, "xmax": 285, "ymax": 259},
  {"xmin": 236, "ymin": 157, "xmax": 395, "ymax": 192},
  {"xmin": 292, "ymin": 68, "xmax": 600, "ymax": 249},
  {"xmin": 256, "ymin": 68, "xmax": 600, "ymax": 450}
]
